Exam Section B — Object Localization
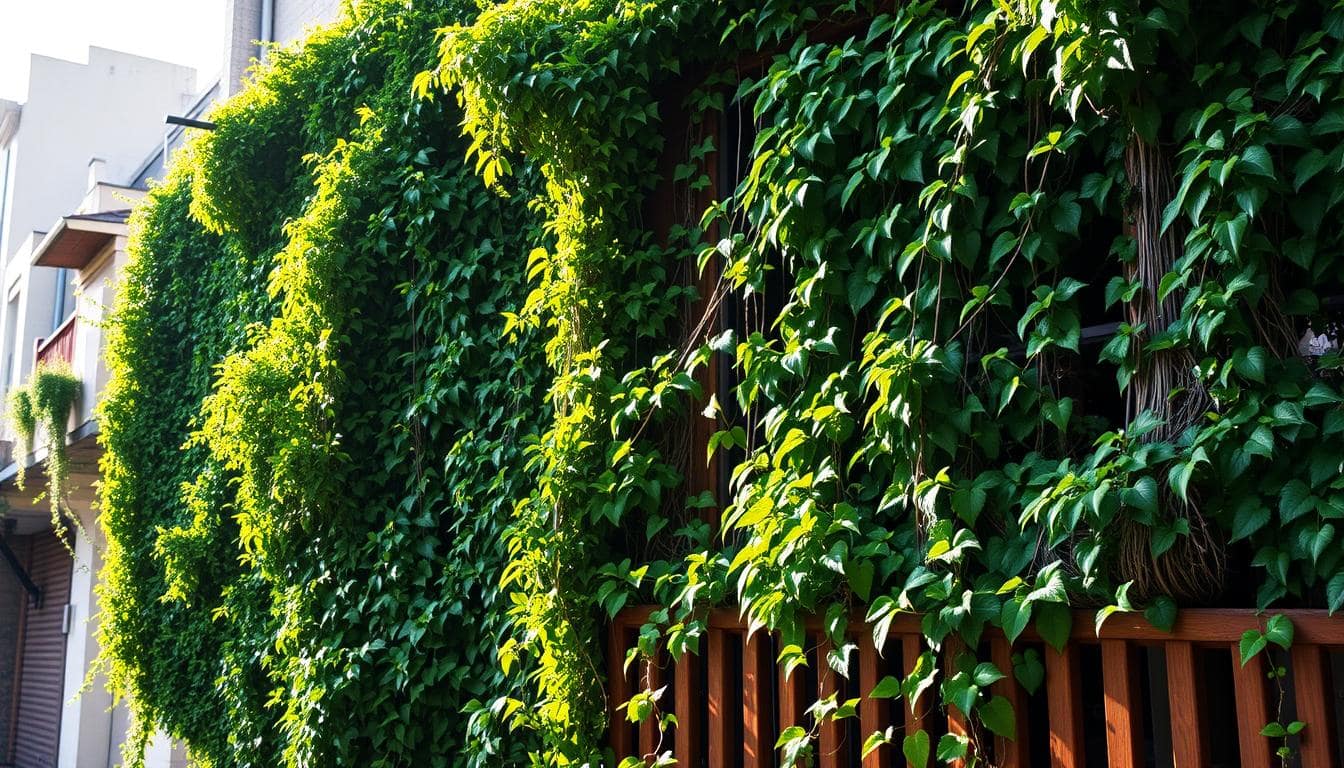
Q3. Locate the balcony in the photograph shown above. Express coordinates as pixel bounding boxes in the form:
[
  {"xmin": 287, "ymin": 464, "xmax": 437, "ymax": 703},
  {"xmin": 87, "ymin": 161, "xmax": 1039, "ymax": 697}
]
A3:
[{"xmin": 34, "ymin": 314, "xmax": 75, "ymax": 369}]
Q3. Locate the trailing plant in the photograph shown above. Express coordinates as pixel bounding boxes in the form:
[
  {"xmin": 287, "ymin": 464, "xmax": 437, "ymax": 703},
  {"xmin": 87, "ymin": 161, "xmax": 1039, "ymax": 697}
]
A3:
[
  {"xmin": 1238, "ymin": 614, "xmax": 1301, "ymax": 766},
  {"xmin": 98, "ymin": 1, "xmax": 546, "ymax": 766},
  {"xmin": 6, "ymin": 385, "xmax": 33, "ymax": 489},
  {"xmin": 31, "ymin": 364, "xmax": 80, "ymax": 529},
  {"xmin": 437, "ymin": 0, "xmax": 1344, "ymax": 764},
  {"xmin": 6, "ymin": 364, "xmax": 80, "ymax": 535}
]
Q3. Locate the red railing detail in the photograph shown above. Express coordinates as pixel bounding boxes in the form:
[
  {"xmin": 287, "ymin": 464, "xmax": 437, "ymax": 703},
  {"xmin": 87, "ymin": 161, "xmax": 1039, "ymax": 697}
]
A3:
[
  {"xmin": 608, "ymin": 607, "xmax": 1344, "ymax": 767},
  {"xmin": 33, "ymin": 316, "xmax": 75, "ymax": 369}
]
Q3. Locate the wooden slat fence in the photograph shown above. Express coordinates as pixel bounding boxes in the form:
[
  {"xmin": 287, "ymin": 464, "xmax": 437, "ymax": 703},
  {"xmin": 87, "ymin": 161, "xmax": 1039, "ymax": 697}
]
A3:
[{"xmin": 608, "ymin": 607, "xmax": 1344, "ymax": 767}]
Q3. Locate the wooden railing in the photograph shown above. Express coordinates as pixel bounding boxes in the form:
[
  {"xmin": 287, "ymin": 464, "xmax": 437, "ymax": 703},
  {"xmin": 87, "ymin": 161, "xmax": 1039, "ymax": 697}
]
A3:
[
  {"xmin": 608, "ymin": 606, "xmax": 1344, "ymax": 767},
  {"xmin": 33, "ymin": 315, "xmax": 75, "ymax": 369}
]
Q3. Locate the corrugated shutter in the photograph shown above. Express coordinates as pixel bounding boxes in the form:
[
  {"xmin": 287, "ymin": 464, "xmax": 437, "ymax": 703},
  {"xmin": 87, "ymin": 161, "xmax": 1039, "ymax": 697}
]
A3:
[{"xmin": 12, "ymin": 532, "xmax": 72, "ymax": 768}]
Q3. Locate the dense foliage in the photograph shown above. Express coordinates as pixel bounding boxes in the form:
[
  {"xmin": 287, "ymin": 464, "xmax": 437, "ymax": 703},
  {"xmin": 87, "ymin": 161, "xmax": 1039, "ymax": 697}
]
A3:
[
  {"xmin": 97, "ymin": 1, "xmax": 546, "ymax": 765},
  {"xmin": 99, "ymin": 0, "xmax": 1344, "ymax": 765},
  {"xmin": 437, "ymin": 0, "xmax": 1344, "ymax": 763}
]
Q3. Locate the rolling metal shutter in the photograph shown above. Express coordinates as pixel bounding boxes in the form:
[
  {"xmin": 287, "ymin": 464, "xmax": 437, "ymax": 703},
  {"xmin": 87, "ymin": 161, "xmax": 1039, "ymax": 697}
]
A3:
[{"xmin": 12, "ymin": 533, "xmax": 72, "ymax": 768}]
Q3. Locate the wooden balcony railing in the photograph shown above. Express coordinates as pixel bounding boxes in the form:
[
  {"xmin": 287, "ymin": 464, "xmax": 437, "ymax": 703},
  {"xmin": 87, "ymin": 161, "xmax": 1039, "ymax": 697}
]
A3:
[
  {"xmin": 33, "ymin": 315, "xmax": 76, "ymax": 369},
  {"xmin": 608, "ymin": 606, "xmax": 1344, "ymax": 767}
]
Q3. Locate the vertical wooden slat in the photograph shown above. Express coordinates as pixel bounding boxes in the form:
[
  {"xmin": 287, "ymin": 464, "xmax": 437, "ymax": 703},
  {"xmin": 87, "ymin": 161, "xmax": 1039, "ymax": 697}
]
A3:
[
  {"xmin": 943, "ymin": 637, "xmax": 971, "ymax": 768},
  {"xmin": 743, "ymin": 630, "xmax": 774, "ymax": 768},
  {"xmin": 1165, "ymin": 640, "xmax": 1209, "ymax": 767},
  {"xmin": 1045, "ymin": 644, "xmax": 1085, "ymax": 768},
  {"xmin": 674, "ymin": 649, "xmax": 702, "ymax": 766},
  {"xmin": 779, "ymin": 652, "xmax": 806, "ymax": 735},
  {"xmin": 859, "ymin": 631, "xmax": 890, "ymax": 768},
  {"xmin": 1230, "ymin": 643, "xmax": 1273, "ymax": 768},
  {"xmin": 1291, "ymin": 644, "xmax": 1340, "ymax": 768},
  {"xmin": 817, "ymin": 636, "xmax": 848, "ymax": 767},
  {"xmin": 990, "ymin": 638, "xmax": 1027, "ymax": 768},
  {"xmin": 902, "ymin": 634, "xmax": 927, "ymax": 738},
  {"xmin": 708, "ymin": 628, "xmax": 731, "ymax": 767},
  {"xmin": 640, "ymin": 652, "xmax": 664, "ymax": 757},
  {"xmin": 1101, "ymin": 640, "xmax": 1143, "ymax": 768},
  {"xmin": 608, "ymin": 621, "xmax": 633, "ymax": 759}
]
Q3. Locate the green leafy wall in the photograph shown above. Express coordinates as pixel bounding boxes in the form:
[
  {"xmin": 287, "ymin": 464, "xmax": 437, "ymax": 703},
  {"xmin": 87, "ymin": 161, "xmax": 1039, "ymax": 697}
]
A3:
[
  {"xmin": 100, "ymin": 0, "xmax": 1344, "ymax": 765},
  {"xmin": 438, "ymin": 0, "xmax": 1344, "ymax": 762},
  {"xmin": 97, "ymin": 1, "xmax": 545, "ymax": 765}
]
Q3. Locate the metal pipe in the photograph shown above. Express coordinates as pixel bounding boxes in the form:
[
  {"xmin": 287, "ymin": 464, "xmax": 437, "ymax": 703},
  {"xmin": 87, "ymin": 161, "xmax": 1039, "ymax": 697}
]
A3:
[{"xmin": 260, "ymin": 0, "xmax": 275, "ymax": 59}]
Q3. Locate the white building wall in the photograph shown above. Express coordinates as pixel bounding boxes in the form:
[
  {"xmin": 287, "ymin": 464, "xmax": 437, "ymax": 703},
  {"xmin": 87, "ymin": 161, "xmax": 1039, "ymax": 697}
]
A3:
[
  {"xmin": 273, "ymin": 0, "xmax": 343, "ymax": 51},
  {"xmin": 0, "ymin": 49, "xmax": 195, "ymax": 414},
  {"xmin": 0, "ymin": 48, "xmax": 195, "ymax": 768},
  {"xmin": 223, "ymin": 0, "xmax": 342, "ymax": 97},
  {"xmin": 0, "ymin": 49, "xmax": 195, "ymax": 262}
]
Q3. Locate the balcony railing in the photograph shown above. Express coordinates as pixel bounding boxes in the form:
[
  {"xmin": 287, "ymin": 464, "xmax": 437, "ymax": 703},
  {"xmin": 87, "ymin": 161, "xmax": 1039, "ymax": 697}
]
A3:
[
  {"xmin": 34, "ymin": 315, "xmax": 76, "ymax": 369},
  {"xmin": 608, "ymin": 606, "xmax": 1344, "ymax": 767}
]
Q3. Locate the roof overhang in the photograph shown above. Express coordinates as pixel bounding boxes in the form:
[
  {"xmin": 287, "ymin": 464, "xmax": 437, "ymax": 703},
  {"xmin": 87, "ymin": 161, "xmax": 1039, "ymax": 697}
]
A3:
[{"xmin": 32, "ymin": 212, "xmax": 128, "ymax": 269}]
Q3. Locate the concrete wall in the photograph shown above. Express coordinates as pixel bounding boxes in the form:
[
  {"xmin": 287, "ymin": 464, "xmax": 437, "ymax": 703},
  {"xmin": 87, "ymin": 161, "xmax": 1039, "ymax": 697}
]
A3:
[
  {"xmin": 273, "ymin": 0, "xmax": 343, "ymax": 51},
  {"xmin": 56, "ymin": 502, "xmax": 128, "ymax": 768},
  {"xmin": 0, "ymin": 48, "xmax": 196, "ymax": 433},
  {"xmin": 0, "ymin": 49, "xmax": 195, "ymax": 262},
  {"xmin": 222, "ymin": 0, "xmax": 342, "ymax": 97}
]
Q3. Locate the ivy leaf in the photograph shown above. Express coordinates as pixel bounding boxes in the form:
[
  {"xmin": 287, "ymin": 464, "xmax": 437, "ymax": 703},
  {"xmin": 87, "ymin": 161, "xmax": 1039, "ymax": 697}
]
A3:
[
  {"xmin": 1234, "ymin": 347, "xmax": 1267, "ymax": 383},
  {"xmin": 942, "ymin": 671, "xmax": 979, "ymax": 716},
  {"xmin": 862, "ymin": 729, "xmax": 890, "ymax": 759},
  {"xmin": 937, "ymin": 733, "xmax": 969, "ymax": 762},
  {"xmin": 869, "ymin": 675, "xmax": 903, "ymax": 700},
  {"xmin": 1310, "ymin": 524, "xmax": 1335, "ymax": 565},
  {"xmin": 1327, "ymin": 572, "xmax": 1344, "ymax": 614},
  {"xmin": 1000, "ymin": 597, "xmax": 1031, "ymax": 643},
  {"xmin": 847, "ymin": 560, "xmax": 875, "ymax": 602},
  {"xmin": 1013, "ymin": 649, "xmax": 1045, "ymax": 694},
  {"xmin": 1294, "ymin": 148, "xmax": 1329, "ymax": 190},
  {"xmin": 903, "ymin": 730, "xmax": 930, "ymax": 768},
  {"xmin": 1035, "ymin": 601, "xmax": 1072, "ymax": 651},
  {"xmin": 1144, "ymin": 596, "xmax": 1177, "ymax": 632},
  {"xmin": 1240, "ymin": 145, "xmax": 1275, "ymax": 177},
  {"xmin": 972, "ymin": 662, "xmax": 1005, "ymax": 687},
  {"xmin": 1279, "ymin": 480, "xmax": 1314, "ymax": 523},
  {"xmin": 847, "ymin": 267, "xmax": 878, "ymax": 311},
  {"xmin": 979, "ymin": 695, "xmax": 1016, "ymax": 739},
  {"xmin": 1265, "ymin": 615, "xmax": 1294, "ymax": 649},
  {"xmin": 1239, "ymin": 629, "xmax": 1268, "ymax": 666}
]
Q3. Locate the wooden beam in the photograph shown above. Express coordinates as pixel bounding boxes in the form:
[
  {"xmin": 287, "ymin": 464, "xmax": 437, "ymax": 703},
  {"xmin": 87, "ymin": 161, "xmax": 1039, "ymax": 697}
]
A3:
[
  {"xmin": 708, "ymin": 628, "xmax": 731, "ymax": 766},
  {"xmin": 674, "ymin": 649, "xmax": 702, "ymax": 766},
  {"xmin": 743, "ymin": 630, "xmax": 773, "ymax": 768},
  {"xmin": 1045, "ymin": 644, "xmax": 1084, "ymax": 768},
  {"xmin": 1291, "ymin": 644, "xmax": 1340, "ymax": 768},
  {"xmin": 859, "ymin": 631, "xmax": 891, "ymax": 768},
  {"xmin": 1165, "ymin": 641, "xmax": 1208, "ymax": 767},
  {"xmin": 1230, "ymin": 644, "xmax": 1272, "ymax": 768},
  {"xmin": 608, "ymin": 621, "xmax": 633, "ymax": 759},
  {"xmin": 1101, "ymin": 640, "xmax": 1143, "ymax": 768}
]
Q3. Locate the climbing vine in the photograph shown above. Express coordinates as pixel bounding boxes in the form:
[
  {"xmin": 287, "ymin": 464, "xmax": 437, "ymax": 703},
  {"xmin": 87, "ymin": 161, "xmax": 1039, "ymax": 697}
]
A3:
[
  {"xmin": 438, "ymin": 0, "xmax": 1344, "ymax": 764},
  {"xmin": 93, "ymin": 0, "xmax": 1344, "ymax": 765},
  {"xmin": 98, "ymin": 1, "xmax": 545, "ymax": 766}
]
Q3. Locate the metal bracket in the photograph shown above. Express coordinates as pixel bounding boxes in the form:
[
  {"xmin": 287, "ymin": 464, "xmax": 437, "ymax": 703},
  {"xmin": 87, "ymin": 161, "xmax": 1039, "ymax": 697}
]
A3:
[{"xmin": 0, "ymin": 531, "xmax": 40, "ymax": 607}]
